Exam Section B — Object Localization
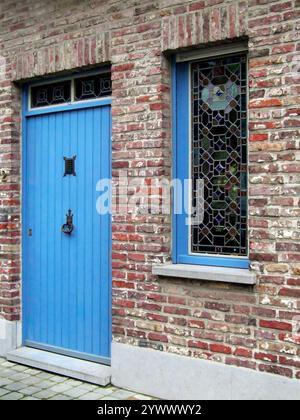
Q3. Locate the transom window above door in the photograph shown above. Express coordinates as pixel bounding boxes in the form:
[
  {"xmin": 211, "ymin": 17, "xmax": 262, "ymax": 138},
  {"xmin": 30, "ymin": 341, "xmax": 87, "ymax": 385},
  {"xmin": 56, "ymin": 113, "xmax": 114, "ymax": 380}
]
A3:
[{"xmin": 30, "ymin": 71, "xmax": 112, "ymax": 109}]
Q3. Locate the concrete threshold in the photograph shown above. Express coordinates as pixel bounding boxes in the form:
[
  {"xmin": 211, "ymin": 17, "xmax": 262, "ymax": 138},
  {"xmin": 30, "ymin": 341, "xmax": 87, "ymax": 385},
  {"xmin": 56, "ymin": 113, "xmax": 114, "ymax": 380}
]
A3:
[{"xmin": 7, "ymin": 347, "xmax": 111, "ymax": 386}]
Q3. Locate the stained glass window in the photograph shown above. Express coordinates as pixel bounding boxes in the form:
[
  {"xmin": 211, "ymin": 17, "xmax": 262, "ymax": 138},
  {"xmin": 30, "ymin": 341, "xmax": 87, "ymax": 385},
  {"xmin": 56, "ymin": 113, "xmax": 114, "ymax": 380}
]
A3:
[
  {"xmin": 74, "ymin": 73, "xmax": 112, "ymax": 101},
  {"xmin": 191, "ymin": 54, "xmax": 247, "ymax": 256},
  {"xmin": 30, "ymin": 72, "xmax": 112, "ymax": 109},
  {"xmin": 31, "ymin": 81, "xmax": 71, "ymax": 108}
]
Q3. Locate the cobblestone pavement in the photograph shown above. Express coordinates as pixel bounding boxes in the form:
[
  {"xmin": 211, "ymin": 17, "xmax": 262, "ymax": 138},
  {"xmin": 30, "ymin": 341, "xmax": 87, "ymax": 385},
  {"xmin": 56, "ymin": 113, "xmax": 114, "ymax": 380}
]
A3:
[{"xmin": 0, "ymin": 357, "xmax": 154, "ymax": 400}]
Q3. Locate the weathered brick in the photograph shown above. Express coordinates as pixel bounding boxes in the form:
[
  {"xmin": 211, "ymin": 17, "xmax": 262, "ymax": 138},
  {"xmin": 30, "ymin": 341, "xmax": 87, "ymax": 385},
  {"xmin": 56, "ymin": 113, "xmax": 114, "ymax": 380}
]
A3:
[{"xmin": 0, "ymin": 0, "xmax": 299, "ymax": 384}]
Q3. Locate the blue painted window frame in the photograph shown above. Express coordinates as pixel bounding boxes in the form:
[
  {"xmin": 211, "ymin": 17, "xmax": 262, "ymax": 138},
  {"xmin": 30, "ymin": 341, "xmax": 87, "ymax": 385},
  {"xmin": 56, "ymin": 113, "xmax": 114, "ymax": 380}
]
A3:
[{"xmin": 172, "ymin": 58, "xmax": 249, "ymax": 269}]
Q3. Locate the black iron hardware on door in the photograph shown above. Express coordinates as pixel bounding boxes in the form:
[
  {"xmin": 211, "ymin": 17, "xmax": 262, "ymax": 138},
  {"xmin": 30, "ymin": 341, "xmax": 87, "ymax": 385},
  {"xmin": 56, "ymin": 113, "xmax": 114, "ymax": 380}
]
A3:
[
  {"xmin": 0, "ymin": 170, "xmax": 8, "ymax": 183},
  {"xmin": 64, "ymin": 155, "xmax": 76, "ymax": 176},
  {"xmin": 61, "ymin": 209, "xmax": 74, "ymax": 235}
]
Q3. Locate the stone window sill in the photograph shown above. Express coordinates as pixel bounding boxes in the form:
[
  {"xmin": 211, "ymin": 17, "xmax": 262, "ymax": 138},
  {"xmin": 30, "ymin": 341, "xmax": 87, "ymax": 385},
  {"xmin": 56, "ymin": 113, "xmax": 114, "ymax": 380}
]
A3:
[{"xmin": 152, "ymin": 263, "xmax": 256, "ymax": 285}]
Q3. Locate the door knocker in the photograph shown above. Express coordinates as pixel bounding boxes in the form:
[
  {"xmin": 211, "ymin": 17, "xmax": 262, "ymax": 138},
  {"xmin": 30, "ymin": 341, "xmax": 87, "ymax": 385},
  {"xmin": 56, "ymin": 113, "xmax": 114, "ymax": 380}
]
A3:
[
  {"xmin": 61, "ymin": 209, "xmax": 74, "ymax": 235},
  {"xmin": 0, "ymin": 170, "xmax": 8, "ymax": 183}
]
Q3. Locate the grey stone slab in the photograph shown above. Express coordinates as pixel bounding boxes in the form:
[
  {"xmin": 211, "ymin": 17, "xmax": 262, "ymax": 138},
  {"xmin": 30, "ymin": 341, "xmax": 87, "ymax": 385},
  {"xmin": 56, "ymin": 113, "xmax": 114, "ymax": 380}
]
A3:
[
  {"xmin": 112, "ymin": 342, "xmax": 300, "ymax": 400},
  {"xmin": 7, "ymin": 347, "xmax": 111, "ymax": 386},
  {"xmin": 152, "ymin": 263, "xmax": 256, "ymax": 285}
]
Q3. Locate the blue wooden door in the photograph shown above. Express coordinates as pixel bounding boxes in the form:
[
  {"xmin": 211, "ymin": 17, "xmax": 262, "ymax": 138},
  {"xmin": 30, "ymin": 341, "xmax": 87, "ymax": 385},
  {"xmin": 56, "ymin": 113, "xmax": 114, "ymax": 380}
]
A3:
[{"xmin": 23, "ymin": 103, "xmax": 111, "ymax": 364}]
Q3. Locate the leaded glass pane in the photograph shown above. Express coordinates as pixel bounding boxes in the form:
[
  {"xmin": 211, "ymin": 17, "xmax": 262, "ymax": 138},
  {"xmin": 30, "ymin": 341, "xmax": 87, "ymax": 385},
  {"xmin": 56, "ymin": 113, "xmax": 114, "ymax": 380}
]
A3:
[
  {"xmin": 191, "ymin": 54, "xmax": 247, "ymax": 256},
  {"xmin": 74, "ymin": 73, "xmax": 112, "ymax": 101},
  {"xmin": 31, "ymin": 81, "xmax": 71, "ymax": 108}
]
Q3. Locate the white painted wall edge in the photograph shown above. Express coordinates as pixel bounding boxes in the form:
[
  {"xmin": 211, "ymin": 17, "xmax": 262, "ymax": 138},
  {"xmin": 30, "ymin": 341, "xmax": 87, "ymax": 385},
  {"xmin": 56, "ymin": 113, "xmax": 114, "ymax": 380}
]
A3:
[
  {"xmin": 111, "ymin": 342, "xmax": 300, "ymax": 400},
  {"xmin": 0, "ymin": 319, "xmax": 22, "ymax": 357}
]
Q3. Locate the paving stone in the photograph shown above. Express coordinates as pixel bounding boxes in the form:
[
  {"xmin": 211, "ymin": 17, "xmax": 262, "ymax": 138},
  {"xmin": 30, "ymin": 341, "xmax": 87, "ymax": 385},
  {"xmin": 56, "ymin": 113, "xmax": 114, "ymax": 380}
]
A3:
[
  {"xmin": 88, "ymin": 387, "xmax": 114, "ymax": 397},
  {"xmin": 4, "ymin": 382, "xmax": 28, "ymax": 392},
  {"xmin": 32, "ymin": 389, "xmax": 57, "ymax": 399},
  {"xmin": 36, "ymin": 371, "xmax": 55, "ymax": 379},
  {"xmin": 9, "ymin": 372, "xmax": 30, "ymax": 381},
  {"xmin": 0, "ymin": 358, "xmax": 154, "ymax": 401},
  {"xmin": 11, "ymin": 365, "xmax": 29, "ymax": 372},
  {"xmin": 0, "ymin": 378, "xmax": 13, "ymax": 387},
  {"xmin": 49, "ymin": 383, "xmax": 74, "ymax": 393},
  {"xmin": 19, "ymin": 386, "xmax": 42, "ymax": 396},
  {"xmin": 49, "ymin": 394, "xmax": 71, "ymax": 400},
  {"xmin": 129, "ymin": 394, "xmax": 153, "ymax": 400},
  {"xmin": 78, "ymin": 383, "xmax": 98, "ymax": 391},
  {"xmin": 109, "ymin": 390, "xmax": 136, "ymax": 399},
  {"xmin": 0, "ymin": 389, "xmax": 10, "ymax": 397},
  {"xmin": 20, "ymin": 376, "xmax": 43, "ymax": 386},
  {"xmin": 23, "ymin": 368, "xmax": 40, "ymax": 375},
  {"xmin": 0, "ymin": 369, "xmax": 16, "ymax": 377},
  {"xmin": 60, "ymin": 387, "xmax": 89, "ymax": 398},
  {"xmin": 48, "ymin": 375, "xmax": 68, "ymax": 383},
  {"xmin": 64, "ymin": 379, "xmax": 83, "ymax": 387},
  {"xmin": 0, "ymin": 361, "xmax": 16, "ymax": 368},
  {"xmin": 35, "ymin": 380, "xmax": 56, "ymax": 389},
  {"xmin": 77, "ymin": 392, "xmax": 105, "ymax": 400},
  {"xmin": 0, "ymin": 392, "xmax": 24, "ymax": 400}
]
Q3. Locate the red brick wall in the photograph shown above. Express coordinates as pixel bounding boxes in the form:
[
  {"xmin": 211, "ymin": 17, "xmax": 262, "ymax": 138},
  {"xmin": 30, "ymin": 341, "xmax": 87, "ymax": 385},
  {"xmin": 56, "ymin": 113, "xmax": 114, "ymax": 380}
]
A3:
[{"xmin": 0, "ymin": 0, "xmax": 300, "ymax": 379}]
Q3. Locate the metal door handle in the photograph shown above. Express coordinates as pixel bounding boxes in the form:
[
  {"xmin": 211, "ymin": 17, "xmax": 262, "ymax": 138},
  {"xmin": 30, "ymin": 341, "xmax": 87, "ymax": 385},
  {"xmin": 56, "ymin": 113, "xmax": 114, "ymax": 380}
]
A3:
[
  {"xmin": 0, "ymin": 170, "xmax": 8, "ymax": 183},
  {"xmin": 61, "ymin": 209, "xmax": 74, "ymax": 235}
]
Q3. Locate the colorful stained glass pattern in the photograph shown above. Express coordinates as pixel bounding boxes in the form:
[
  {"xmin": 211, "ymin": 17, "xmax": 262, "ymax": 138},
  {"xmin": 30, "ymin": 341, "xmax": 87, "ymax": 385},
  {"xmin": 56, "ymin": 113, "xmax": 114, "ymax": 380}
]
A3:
[{"xmin": 191, "ymin": 54, "xmax": 247, "ymax": 256}]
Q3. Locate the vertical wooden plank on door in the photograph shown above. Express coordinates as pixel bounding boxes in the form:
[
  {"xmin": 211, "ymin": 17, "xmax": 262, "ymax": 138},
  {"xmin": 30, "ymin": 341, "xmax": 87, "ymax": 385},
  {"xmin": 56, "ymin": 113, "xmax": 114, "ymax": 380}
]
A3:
[
  {"xmin": 100, "ymin": 106, "xmax": 111, "ymax": 358},
  {"xmin": 35, "ymin": 116, "xmax": 43, "ymax": 343},
  {"xmin": 25, "ymin": 117, "xmax": 37, "ymax": 342},
  {"xmin": 40, "ymin": 114, "xmax": 49, "ymax": 344},
  {"xmin": 92, "ymin": 107, "xmax": 101, "ymax": 357},
  {"xmin": 54, "ymin": 112, "xmax": 64, "ymax": 348},
  {"xmin": 84, "ymin": 108, "xmax": 93, "ymax": 355},
  {"xmin": 47, "ymin": 112, "xmax": 56, "ymax": 346},
  {"xmin": 76, "ymin": 108, "xmax": 85, "ymax": 353},
  {"xmin": 61, "ymin": 111, "xmax": 71, "ymax": 350},
  {"xmin": 69, "ymin": 110, "xmax": 78, "ymax": 351}
]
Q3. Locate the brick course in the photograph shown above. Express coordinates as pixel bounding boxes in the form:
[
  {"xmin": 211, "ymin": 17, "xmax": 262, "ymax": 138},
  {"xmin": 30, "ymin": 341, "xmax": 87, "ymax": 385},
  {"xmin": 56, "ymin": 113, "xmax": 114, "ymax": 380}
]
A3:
[{"xmin": 0, "ymin": 0, "xmax": 300, "ymax": 380}]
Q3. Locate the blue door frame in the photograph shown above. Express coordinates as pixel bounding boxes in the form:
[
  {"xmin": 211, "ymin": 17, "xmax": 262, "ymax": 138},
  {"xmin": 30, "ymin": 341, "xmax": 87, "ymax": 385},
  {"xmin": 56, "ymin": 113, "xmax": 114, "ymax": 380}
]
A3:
[{"xmin": 22, "ymin": 79, "xmax": 112, "ymax": 365}]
